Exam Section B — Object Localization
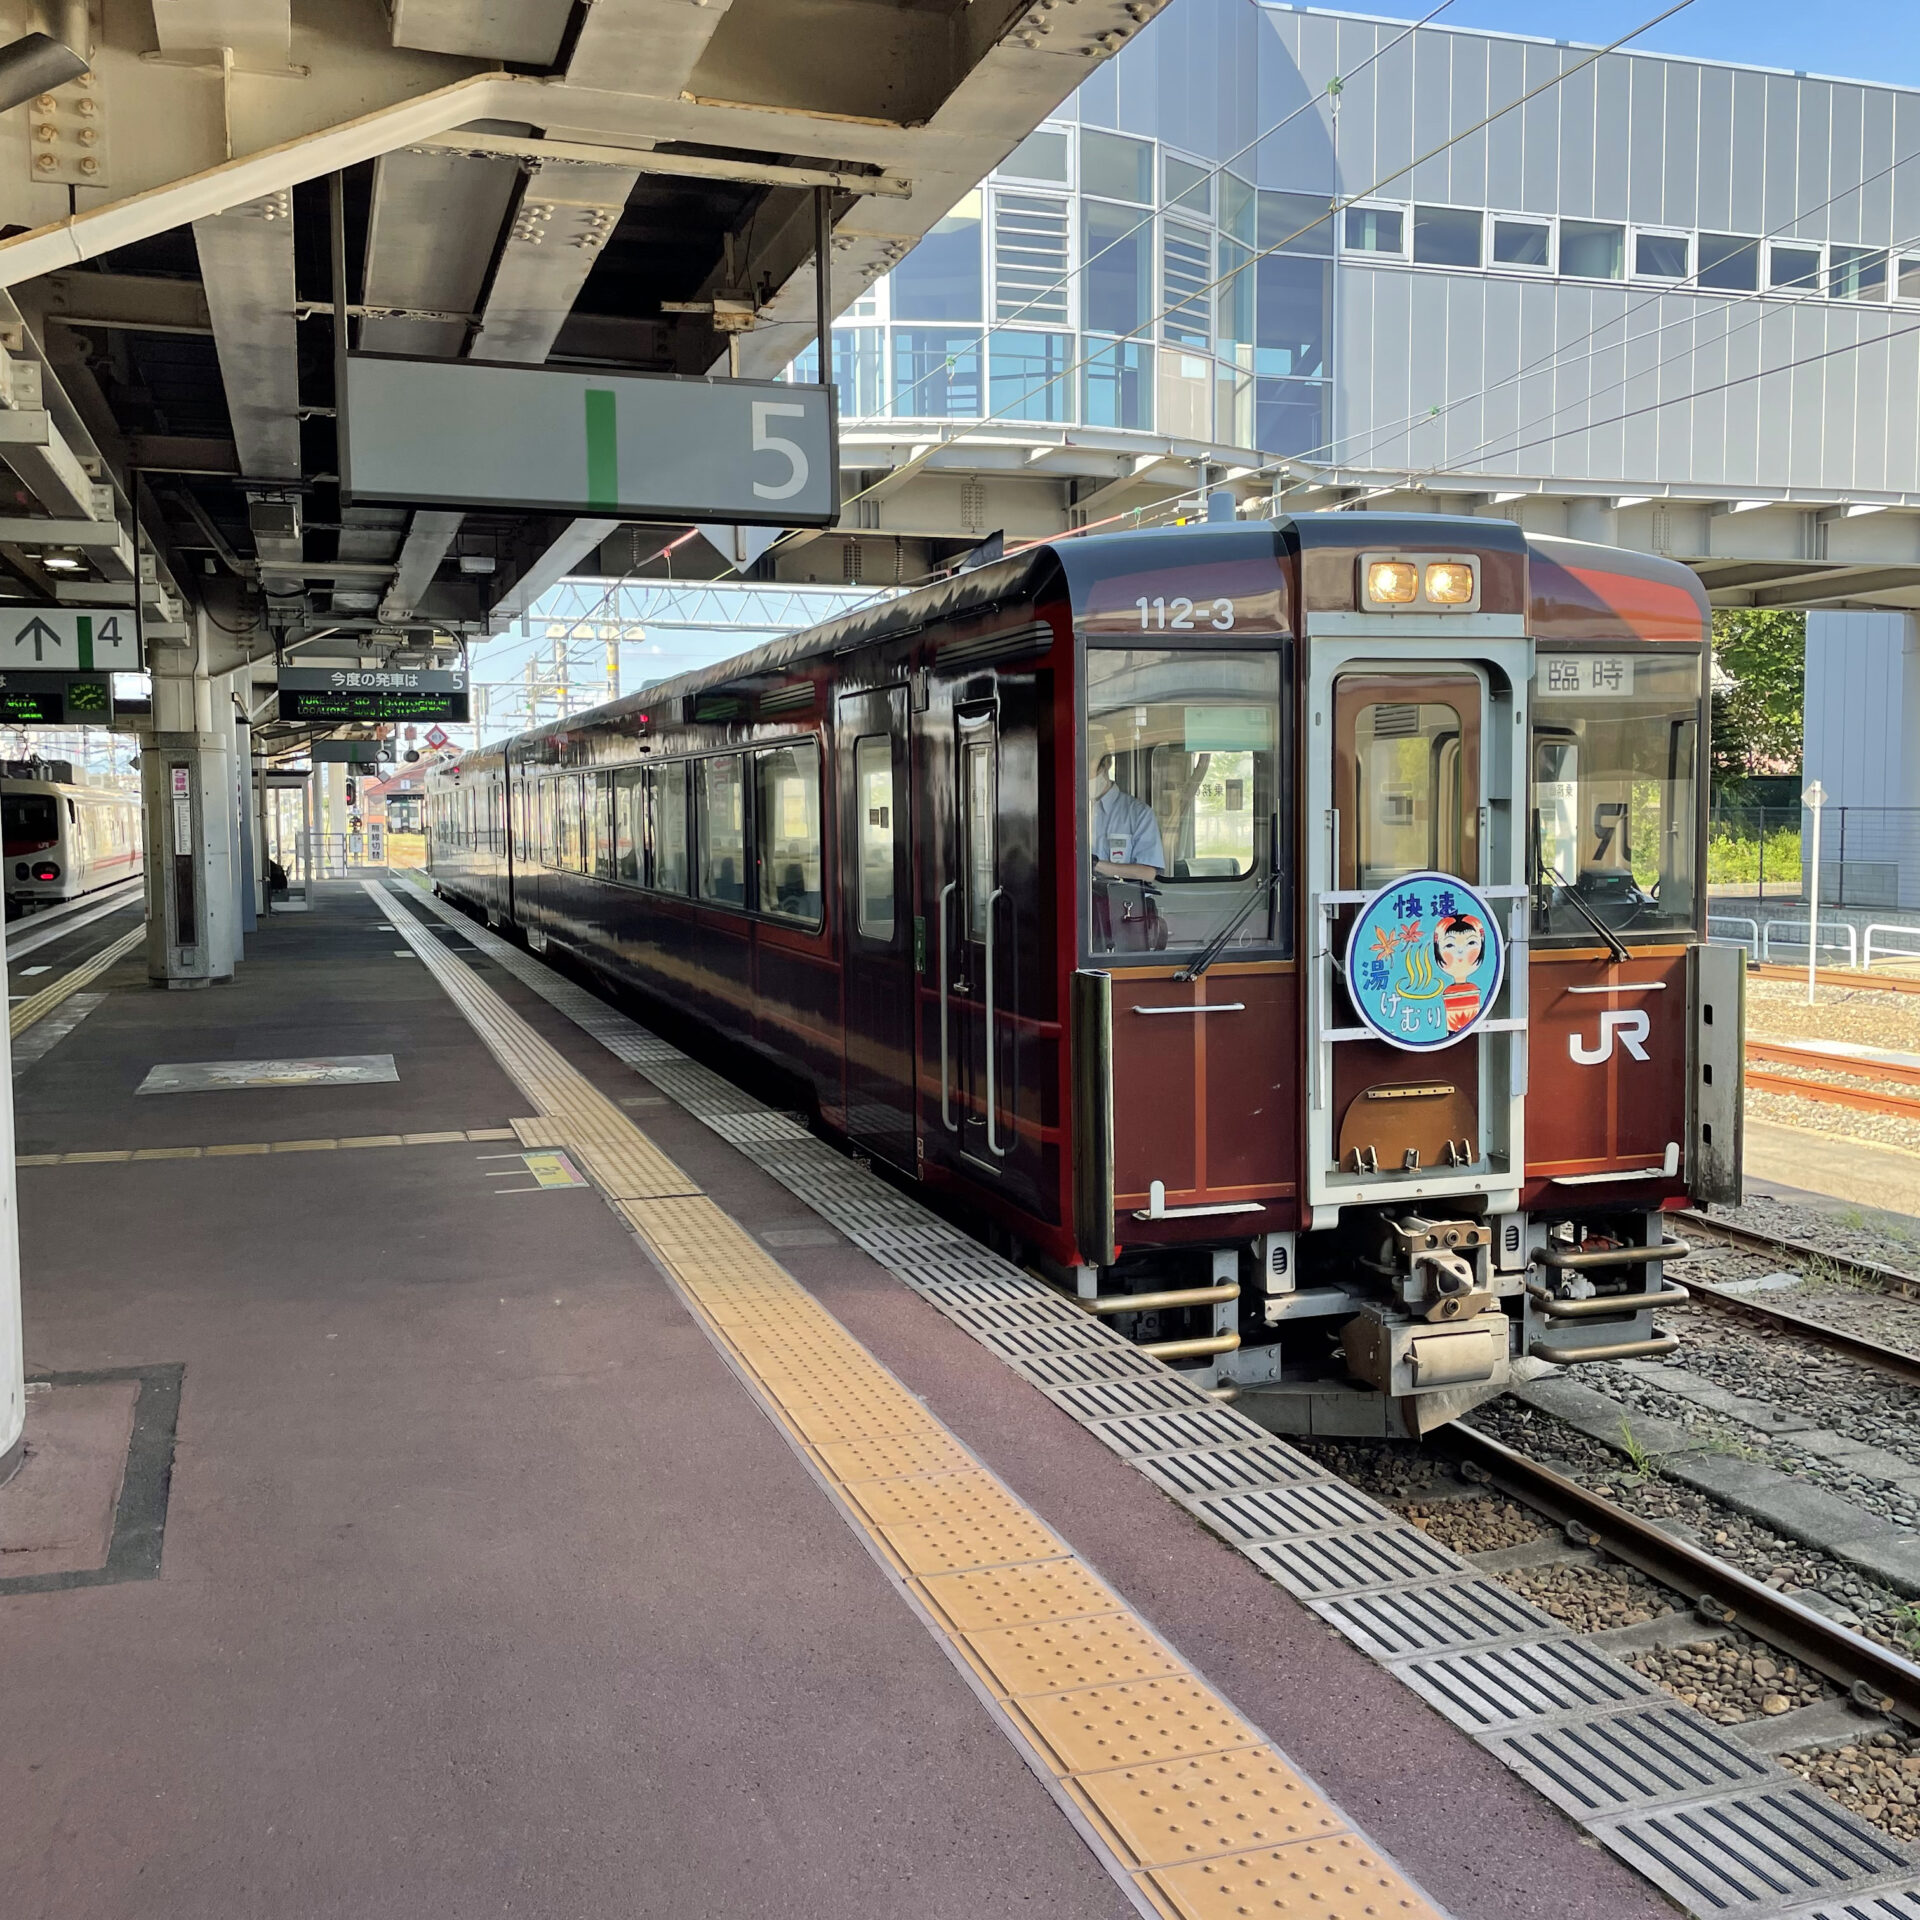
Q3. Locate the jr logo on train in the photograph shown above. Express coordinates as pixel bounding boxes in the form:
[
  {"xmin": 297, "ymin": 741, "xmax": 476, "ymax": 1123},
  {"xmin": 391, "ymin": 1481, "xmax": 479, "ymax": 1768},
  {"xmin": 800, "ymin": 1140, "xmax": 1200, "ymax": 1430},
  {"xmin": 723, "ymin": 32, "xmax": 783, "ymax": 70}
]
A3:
[{"xmin": 427, "ymin": 516, "xmax": 1742, "ymax": 1437}]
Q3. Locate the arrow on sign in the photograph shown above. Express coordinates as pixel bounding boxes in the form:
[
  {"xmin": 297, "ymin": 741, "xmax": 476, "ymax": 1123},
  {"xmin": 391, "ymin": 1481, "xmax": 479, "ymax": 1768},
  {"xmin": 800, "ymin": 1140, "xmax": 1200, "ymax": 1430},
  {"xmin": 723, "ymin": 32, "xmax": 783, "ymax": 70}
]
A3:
[{"xmin": 16, "ymin": 617, "xmax": 61, "ymax": 660}]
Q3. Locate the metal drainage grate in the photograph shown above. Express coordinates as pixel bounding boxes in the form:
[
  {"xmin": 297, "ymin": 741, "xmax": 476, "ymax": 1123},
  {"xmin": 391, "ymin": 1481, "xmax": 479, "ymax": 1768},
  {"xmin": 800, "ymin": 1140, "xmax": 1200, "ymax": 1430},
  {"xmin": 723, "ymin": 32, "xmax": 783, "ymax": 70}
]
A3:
[
  {"xmin": 1249, "ymin": 1525, "xmax": 1466, "ymax": 1600},
  {"xmin": 946, "ymin": 1295, "xmax": 1091, "ymax": 1334},
  {"xmin": 1047, "ymin": 1374, "xmax": 1224, "ymax": 1423},
  {"xmin": 1593, "ymin": 1785, "xmax": 1913, "ymax": 1917},
  {"xmin": 1395, "ymin": 1638, "xmax": 1662, "ymax": 1734},
  {"xmin": 1077, "ymin": 1405, "xmax": 1276, "ymax": 1460},
  {"xmin": 1492, "ymin": 1703, "xmax": 1776, "ymax": 1818},
  {"xmin": 1187, "ymin": 1479, "xmax": 1383, "ymax": 1546},
  {"xmin": 1313, "ymin": 1578, "xmax": 1560, "ymax": 1659},
  {"xmin": 1012, "ymin": 1345, "xmax": 1172, "ymax": 1389},
  {"xmin": 1133, "ymin": 1443, "xmax": 1323, "ymax": 1501},
  {"xmin": 1779, "ymin": 1893, "xmax": 1920, "ymax": 1920},
  {"xmin": 969, "ymin": 1322, "xmax": 1134, "ymax": 1362}
]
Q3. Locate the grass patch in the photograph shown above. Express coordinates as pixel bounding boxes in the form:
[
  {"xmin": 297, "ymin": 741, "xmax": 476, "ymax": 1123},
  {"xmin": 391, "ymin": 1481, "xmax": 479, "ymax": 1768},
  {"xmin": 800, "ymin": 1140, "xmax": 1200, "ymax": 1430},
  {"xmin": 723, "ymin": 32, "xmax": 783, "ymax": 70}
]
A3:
[{"xmin": 1619, "ymin": 1420, "xmax": 1663, "ymax": 1477}]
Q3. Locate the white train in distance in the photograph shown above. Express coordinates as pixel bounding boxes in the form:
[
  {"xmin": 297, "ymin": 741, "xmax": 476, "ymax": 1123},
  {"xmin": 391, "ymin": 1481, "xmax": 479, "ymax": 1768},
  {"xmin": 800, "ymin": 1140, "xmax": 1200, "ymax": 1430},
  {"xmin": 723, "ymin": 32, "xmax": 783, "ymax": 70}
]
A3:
[{"xmin": 2, "ymin": 760, "xmax": 142, "ymax": 916}]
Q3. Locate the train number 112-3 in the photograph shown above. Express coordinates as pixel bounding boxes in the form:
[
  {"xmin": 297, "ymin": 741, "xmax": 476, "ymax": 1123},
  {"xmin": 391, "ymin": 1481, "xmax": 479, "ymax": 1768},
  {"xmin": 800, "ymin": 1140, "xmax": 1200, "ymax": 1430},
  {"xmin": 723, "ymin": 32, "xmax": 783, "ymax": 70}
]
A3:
[{"xmin": 1135, "ymin": 595, "xmax": 1235, "ymax": 631}]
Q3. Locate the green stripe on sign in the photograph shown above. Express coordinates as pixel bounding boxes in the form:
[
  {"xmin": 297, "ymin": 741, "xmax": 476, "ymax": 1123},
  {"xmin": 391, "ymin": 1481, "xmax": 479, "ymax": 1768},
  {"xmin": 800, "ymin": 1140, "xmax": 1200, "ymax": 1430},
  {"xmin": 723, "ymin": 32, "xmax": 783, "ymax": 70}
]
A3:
[
  {"xmin": 76, "ymin": 615, "xmax": 91, "ymax": 670},
  {"xmin": 584, "ymin": 389, "xmax": 618, "ymax": 508}
]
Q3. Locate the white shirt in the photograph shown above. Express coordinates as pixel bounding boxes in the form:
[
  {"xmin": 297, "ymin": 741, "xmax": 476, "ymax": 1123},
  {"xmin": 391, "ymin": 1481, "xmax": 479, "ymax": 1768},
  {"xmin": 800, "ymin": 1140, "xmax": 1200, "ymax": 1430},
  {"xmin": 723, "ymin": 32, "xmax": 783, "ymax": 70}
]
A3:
[{"xmin": 1090, "ymin": 782, "xmax": 1165, "ymax": 870}]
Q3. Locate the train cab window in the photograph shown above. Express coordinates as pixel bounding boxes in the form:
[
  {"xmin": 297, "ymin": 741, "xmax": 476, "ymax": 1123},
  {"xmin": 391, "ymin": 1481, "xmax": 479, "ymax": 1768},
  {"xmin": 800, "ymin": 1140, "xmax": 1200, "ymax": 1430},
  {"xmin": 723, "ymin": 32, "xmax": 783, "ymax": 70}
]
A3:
[
  {"xmin": 4, "ymin": 792, "xmax": 56, "ymax": 851},
  {"xmin": 613, "ymin": 769, "xmax": 643, "ymax": 884},
  {"xmin": 854, "ymin": 736, "xmax": 895, "ymax": 938},
  {"xmin": 755, "ymin": 744, "xmax": 823, "ymax": 926},
  {"xmin": 1531, "ymin": 649, "xmax": 1701, "ymax": 940},
  {"xmin": 1083, "ymin": 648, "xmax": 1285, "ymax": 960},
  {"xmin": 651, "ymin": 765, "xmax": 690, "ymax": 895},
  {"xmin": 1352, "ymin": 700, "xmax": 1473, "ymax": 887},
  {"xmin": 697, "ymin": 756, "xmax": 747, "ymax": 905}
]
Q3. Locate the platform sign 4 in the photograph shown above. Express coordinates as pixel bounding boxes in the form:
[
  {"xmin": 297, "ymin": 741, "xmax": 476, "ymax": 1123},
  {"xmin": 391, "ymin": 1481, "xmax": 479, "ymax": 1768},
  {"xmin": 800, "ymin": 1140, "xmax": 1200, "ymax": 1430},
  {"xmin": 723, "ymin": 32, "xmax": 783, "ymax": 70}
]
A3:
[
  {"xmin": 0, "ymin": 608, "xmax": 141, "ymax": 671},
  {"xmin": 1343, "ymin": 870, "xmax": 1506, "ymax": 1052}
]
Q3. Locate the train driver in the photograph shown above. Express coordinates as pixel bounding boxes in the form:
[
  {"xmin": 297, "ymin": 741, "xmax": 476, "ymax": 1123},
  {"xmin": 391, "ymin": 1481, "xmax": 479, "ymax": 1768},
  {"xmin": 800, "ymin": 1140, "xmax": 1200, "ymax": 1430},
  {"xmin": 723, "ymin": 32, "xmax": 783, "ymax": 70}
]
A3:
[{"xmin": 1088, "ymin": 726, "xmax": 1165, "ymax": 882}]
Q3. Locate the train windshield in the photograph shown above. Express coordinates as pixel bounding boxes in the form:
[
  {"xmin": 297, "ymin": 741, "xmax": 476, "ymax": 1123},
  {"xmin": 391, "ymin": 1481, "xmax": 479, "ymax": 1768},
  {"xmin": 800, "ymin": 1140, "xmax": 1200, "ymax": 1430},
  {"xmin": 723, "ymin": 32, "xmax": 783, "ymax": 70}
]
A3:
[
  {"xmin": 2, "ymin": 792, "xmax": 57, "ymax": 852},
  {"xmin": 1084, "ymin": 647, "xmax": 1286, "ymax": 961},
  {"xmin": 1530, "ymin": 648, "xmax": 1701, "ymax": 939}
]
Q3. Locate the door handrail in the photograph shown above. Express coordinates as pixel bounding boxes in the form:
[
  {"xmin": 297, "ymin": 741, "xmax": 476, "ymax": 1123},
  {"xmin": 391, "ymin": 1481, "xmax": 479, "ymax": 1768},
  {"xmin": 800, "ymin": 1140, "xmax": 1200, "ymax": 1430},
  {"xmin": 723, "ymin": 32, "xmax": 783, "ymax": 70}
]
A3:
[
  {"xmin": 937, "ymin": 880, "xmax": 958, "ymax": 1133},
  {"xmin": 984, "ymin": 884, "xmax": 1009, "ymax": 1158}
]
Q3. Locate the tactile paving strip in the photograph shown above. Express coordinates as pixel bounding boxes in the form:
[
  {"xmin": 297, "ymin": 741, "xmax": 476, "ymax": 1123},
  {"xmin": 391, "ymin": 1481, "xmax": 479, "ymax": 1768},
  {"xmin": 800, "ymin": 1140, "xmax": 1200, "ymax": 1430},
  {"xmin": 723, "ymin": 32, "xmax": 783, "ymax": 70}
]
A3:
[
  {"xmin": 10, "ymin": 923, "xmax": 144, "ymax": 1038},
  {"xmin": 369, "ymin": 882, "xmax": 1448, "ymax": 1920},
  {"xmin": 393, "ymin": 879, "xmax": 1920, "ymax": 1918}
]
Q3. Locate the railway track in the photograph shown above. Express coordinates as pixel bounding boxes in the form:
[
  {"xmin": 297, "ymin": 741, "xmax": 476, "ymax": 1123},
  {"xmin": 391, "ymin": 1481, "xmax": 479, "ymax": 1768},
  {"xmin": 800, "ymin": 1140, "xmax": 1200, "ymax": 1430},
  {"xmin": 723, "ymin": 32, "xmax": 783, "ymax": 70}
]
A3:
[
  {"xmin": 1438, "ymin": 1425, "xmax": 1920, "ymax": 1729},
  {"xmin": 1676, "ymin": 1209, "xmax": 1920, "ymax": 1384},
  {"xmin": 1752, "ymin": 962, "xmax": 1920, "ymax": 995},
  {"xmin": 1746, "ymin": 1037, "xmax": 1920, "ymax": 1122}
]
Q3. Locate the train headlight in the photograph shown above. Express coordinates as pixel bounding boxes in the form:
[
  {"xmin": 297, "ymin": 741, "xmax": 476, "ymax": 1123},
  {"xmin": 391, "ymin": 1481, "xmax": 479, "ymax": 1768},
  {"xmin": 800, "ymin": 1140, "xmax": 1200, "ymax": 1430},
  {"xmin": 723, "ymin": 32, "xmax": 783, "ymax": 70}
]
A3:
[
  {"xmin": 31, "ymin": 861, "xmax": 58, "ymax": 881},
  {"xmin": 1425, "ymin": 561, "xmax": 1476, "ymax": 604},
  {"xmin": 1365, "ymin": 560, "xmax": 1419, "ymax": 605}
]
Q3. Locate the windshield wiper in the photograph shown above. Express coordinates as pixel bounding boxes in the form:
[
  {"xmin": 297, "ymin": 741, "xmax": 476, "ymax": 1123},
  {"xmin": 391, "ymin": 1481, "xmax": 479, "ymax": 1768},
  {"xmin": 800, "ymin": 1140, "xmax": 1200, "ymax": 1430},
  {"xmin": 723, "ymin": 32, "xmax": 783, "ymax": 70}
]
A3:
[
  {"xmin": 1177, "ymin": 814, "xmax": 1280, "ymax": 983},
  {"xmin": 1546, "ymin": 875, "xmax": 1629, "ymax": 964}
]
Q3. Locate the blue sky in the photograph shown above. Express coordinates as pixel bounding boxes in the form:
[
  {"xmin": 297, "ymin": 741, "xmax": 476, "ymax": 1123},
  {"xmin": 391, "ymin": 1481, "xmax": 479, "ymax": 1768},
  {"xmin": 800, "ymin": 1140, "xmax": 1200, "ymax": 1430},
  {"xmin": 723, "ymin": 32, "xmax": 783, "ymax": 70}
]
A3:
[{"xmin": 1354, "ymin": 2, "xmax": 1920, "ymax": 89}]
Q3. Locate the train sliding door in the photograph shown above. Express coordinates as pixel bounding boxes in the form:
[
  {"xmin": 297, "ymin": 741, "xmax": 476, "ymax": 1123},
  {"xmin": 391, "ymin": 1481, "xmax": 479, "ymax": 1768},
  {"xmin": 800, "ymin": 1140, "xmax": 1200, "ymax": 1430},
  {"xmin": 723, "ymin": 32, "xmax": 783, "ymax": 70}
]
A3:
[{"xmin": 837, "ymin": 686, "xmax": 916, "ymax": 1170}]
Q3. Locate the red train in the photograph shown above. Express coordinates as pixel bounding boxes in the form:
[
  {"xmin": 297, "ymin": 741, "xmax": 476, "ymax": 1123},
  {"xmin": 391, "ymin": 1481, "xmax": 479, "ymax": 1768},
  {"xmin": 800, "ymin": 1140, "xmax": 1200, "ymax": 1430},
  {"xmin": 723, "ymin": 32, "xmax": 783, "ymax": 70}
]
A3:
[{"xmin": 429, "ymin": 516, "xmax": 1741, "ymax": 1436}]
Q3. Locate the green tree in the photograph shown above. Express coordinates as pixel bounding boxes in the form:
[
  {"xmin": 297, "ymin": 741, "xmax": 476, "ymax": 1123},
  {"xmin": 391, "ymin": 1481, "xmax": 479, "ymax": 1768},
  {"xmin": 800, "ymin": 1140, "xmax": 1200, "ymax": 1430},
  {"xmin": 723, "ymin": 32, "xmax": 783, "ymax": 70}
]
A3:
[{"xmin": 1710, "ymin": 608, "xmax": 1804, "ymax": 790}]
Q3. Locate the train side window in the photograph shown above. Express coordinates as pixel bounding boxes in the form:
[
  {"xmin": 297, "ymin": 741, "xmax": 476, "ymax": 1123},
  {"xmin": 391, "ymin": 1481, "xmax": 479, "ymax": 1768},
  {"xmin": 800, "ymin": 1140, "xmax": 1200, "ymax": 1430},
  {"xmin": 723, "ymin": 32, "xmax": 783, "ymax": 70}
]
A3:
[
  {"xmin": 555, "ymin": 775, "xmax": 581, "ymax": 870},
  {"xmin": 651, "ymin": 764, "xmax": 690, "ymax": 895},
  {"xmin": 613, "ymin": 769, "xmax": 643, "ymax": 884},
  {"xmin": 698, "ymin": 756, "xmax": 747, "ymax": 905},
  {"xmin": 854, "ymin": 735, "xmax": 895, "ymax": 939},
  {"xmin": 588, "ymin": 773, "xmax": 616, "ymax": 879},
  {"xmin": 755, "ymin": 742, "xmax": 823, "ymax": 926},
  {"xmin": 961, "ymin": 721, "xmax": 996, "ymax": 941}
]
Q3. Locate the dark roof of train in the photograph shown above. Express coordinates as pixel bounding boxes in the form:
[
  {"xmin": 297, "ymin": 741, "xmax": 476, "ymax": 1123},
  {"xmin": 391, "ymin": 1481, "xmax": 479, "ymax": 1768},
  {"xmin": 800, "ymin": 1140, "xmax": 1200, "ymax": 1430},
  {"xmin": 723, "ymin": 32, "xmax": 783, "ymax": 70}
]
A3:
[{"xmin": 457, "ymin": 516, "xmax": 1703, "ymax": 769}]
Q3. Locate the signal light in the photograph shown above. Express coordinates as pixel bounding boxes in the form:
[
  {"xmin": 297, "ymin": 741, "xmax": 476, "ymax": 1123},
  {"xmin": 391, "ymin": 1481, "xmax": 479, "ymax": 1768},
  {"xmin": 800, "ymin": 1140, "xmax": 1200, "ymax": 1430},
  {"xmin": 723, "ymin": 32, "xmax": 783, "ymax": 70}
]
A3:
[
  {"xmin": 1365, "ymin": 560, "xmax": 1418, "ymax": 605},
  {"xmin": 1425, "ymin": 561, "xmax": 1476, "ymax": 604}
]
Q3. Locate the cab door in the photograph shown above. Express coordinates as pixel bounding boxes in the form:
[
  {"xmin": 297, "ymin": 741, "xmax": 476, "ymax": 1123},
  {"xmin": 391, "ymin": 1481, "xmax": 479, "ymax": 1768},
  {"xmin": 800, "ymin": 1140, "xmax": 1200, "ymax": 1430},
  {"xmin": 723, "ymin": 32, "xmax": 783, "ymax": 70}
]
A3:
[
  {"xmin": 1329, "ymin": 674, "xmax": 1484, "ymax": 1173},
  {"xmin": 953, "ymin": 705, "xmax": 1004, "ymax": 1169},
  {"xmin": 837, "ymin": 686, "xmax": 916, "ymax": 1170},
  {"xmin": 1302, "ymin": 636, "xmax": 1531, "ymax": 1219}
]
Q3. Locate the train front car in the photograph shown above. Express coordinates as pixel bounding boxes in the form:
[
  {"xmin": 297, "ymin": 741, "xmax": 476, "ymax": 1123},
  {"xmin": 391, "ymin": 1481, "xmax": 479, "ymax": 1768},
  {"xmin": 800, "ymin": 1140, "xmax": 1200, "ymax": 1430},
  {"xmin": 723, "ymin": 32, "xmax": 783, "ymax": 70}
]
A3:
[{"xmin": 1064, "ymin": 515, "xmax": 1738, "ymax": 1437}]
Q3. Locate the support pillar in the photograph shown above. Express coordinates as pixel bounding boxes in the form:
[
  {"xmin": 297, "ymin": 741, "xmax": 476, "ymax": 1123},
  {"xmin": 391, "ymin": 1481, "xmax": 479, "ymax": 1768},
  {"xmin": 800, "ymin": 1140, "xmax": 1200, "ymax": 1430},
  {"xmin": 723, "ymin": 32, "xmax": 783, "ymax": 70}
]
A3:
[
  {"xmin": 143, "ymin": 616, "xmax": 237, "ymax": 986},
  {"xmin": 229, "ymin": 678, "xmax": 256, "ymax": 939},
  {"xmin": 0, "ymin": 909, "xmax": 19, "ymax": 1478}
]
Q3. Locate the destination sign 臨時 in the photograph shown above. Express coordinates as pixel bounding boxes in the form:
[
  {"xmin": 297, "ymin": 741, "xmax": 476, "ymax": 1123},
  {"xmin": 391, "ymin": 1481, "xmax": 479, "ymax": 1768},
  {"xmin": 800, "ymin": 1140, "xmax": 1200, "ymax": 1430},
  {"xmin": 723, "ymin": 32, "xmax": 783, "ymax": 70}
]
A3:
[
  {"xmin": 276, "ymin": 666, "xmax": 469, "ymax": 725},
  {"xmin": 0, "ymin": 670, "xmax": 113, "ymax": 725}
]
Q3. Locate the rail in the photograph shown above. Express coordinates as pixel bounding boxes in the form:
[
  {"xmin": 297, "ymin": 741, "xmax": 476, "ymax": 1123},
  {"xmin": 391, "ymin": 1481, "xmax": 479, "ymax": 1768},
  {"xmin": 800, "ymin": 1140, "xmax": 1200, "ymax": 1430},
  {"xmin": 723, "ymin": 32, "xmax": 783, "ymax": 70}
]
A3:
[
  {"xmin": 1759, "ymin": 918, "xmax": 1859, "ymax": 967},
  {"xmin": 1865, "ymin": 922, "xmax": 1920, "ymax": 970},
  {"xmin": 1707, "ymin": 914, "xmax": 1759, "ymax": 959},
  {"xmin": 1442, "ymin": 1426, "xmax": 1920, "ymax": 1727}
]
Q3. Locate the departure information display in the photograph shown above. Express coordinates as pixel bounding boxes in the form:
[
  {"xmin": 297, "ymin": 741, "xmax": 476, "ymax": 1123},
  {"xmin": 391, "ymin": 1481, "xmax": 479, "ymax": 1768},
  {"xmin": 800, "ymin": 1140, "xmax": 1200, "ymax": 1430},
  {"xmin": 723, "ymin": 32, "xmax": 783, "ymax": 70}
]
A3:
[
  {"xmin": 276, "ymin": 666, "xmax": 468, "ymax": 725},
  {"xmin": 0, "ymin": 671, "xmax": 112, "ymax": 724}
]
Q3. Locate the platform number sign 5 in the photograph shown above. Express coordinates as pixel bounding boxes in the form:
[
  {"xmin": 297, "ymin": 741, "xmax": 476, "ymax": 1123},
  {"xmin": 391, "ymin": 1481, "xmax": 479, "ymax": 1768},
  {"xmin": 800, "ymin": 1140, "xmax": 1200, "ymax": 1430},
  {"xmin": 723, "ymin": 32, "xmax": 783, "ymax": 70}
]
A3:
[{"xmin": 752, "ymin": 402, "xmax": 811, "ymax": 501}]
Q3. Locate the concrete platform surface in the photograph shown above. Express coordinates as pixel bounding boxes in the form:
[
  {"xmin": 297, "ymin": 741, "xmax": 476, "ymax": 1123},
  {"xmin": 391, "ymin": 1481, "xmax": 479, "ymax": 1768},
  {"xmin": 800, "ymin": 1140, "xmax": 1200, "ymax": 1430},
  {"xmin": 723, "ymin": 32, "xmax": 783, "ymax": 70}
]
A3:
[{"xmin": 0, "ymin": 884, "xmax": 1659, "ymax": 1919}]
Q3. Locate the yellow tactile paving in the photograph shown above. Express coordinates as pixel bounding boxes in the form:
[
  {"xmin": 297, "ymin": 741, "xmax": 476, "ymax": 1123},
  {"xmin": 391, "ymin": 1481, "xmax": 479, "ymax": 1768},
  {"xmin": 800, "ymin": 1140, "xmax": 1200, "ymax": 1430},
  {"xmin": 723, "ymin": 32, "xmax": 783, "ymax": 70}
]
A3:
[
  {"xmin": 1011, "ymin": 1676, "xmax": 1265, "ymax": 1776},
  {"xmin": 1149, "ymin": 1835, "xmax": 1436, "ymax": 1920},
  {"xmin": 366, "ymin": 879, "xmax": 1447, "ymax": 1920},
  {"xmin": 961, "ymin": 1613, "xmax": 1185, "ymax": 1699},
  {"xmin": 10, "ymin": 922, "xmax": 144, "ymax": 1038},
  {"xmin": 810, "ymin": 1432, "xmax": 976, "ymax": 1483},
  {"xmin": 17, "ymin": 1128, "xmax": 519, "ymax": 1167},
  {"xmin": 915, "ymin": 1560, "xmax": 1129, "ymax": 1634},
  {"xmin": 1066, "ymin": 1751, "xmax": 1347, "ymax": 1872}
]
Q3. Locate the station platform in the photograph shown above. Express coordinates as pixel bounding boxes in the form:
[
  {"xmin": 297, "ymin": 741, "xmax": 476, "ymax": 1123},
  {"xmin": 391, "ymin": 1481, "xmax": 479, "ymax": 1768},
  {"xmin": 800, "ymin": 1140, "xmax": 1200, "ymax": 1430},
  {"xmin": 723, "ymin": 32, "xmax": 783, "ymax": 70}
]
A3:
[{"xmin": 0, "ymin": 882, "xmax": 1672, "ymax": 1920}]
